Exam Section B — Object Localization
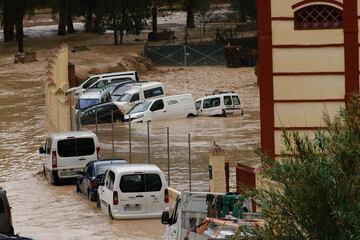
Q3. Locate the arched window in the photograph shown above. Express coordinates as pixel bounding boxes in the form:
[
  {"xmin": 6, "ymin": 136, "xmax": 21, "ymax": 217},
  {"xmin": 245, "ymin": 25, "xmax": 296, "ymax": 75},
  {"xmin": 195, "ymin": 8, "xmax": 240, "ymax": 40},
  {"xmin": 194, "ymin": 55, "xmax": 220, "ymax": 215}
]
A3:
[{"xmin": 294, "ymin": 4, "xmax": 343, "ymax": 30}]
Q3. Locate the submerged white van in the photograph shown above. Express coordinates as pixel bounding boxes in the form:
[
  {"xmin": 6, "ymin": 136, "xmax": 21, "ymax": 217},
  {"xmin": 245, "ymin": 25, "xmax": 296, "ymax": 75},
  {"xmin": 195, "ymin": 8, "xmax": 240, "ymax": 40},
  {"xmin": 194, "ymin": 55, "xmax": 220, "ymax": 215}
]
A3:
[
  {"xmin": 98, "ymin": 164, "xmax": 169, "ymax": 219},
  {"xmin": 125, "ymin": 94, "xmax": 197, "ymax": 122},
  {"xmin": 116, "ymin": 81, "xmax": 165, "ymax": 113},
  {"xmin": 39, "ymin": 131, "xmax": 100, "ymax": 185},
  {"xmin": 67, "ymin": 71, "xmax": 138, "ymax": 96},
  {"xmin": 195, "ymin": 92, "xmax": 244, "ymax": 117}
]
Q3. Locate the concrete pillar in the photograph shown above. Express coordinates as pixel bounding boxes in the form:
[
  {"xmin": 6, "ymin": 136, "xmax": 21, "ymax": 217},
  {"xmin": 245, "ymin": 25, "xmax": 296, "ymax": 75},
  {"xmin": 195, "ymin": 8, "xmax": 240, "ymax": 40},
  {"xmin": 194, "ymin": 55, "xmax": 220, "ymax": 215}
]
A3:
[{"xmin": 209, "ymin": 144, "xmax": 226, "ymax": 193}]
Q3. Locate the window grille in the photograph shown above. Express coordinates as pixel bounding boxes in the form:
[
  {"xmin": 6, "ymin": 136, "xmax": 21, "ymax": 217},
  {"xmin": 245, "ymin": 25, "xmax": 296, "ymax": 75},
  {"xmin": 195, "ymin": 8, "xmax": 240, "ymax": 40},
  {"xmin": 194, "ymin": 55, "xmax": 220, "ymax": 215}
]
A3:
[{"xmin": 294, "ymin": 4, "xmax": 343, "ymax": 30}]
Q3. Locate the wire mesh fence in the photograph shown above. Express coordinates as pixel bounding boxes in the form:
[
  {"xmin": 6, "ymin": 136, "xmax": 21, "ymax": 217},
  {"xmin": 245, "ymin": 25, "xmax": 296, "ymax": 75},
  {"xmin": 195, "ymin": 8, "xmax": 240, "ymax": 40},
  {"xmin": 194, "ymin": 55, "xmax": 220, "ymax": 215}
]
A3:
[{"xmin": 144, "ymin": 43, "xmax": 227, "ymax": 66}]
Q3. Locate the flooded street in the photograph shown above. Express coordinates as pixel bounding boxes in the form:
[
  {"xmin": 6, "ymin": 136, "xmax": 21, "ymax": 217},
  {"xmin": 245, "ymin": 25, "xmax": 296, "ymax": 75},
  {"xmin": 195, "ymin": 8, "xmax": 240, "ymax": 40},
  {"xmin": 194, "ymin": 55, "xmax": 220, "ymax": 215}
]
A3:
[{"xmin": 0, "ymin": 34, "xmax": 260, "ymax": 239}]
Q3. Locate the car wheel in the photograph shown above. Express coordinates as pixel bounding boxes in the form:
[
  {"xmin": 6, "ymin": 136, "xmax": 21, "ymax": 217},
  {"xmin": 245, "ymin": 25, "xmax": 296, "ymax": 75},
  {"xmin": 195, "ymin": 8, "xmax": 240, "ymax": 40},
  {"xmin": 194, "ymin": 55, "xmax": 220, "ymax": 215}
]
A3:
[
  {"xmin": 221, "ymin": 109, "xmax": 227, "ymax": 117},
  {"xmin": 76, "ymin": 184, "xmax": 80, "ymax": 193},
  {"xmin": 96, "ymin": 195, "xmax": 101, "ymax": 208},
  {"xmin": 187, "ymin": 113, "xmax": 195, "ymax": 118},
  {"xmin": 50, "ymin": 171, "xmax": 59, "ymax": 185},
  {"xmin": 108, "ymin": 206, "xmax": 114, "ymax": 220},
  {"xmin": 88, "ymin": 190, "xmax": 96, "ymax": 201}
]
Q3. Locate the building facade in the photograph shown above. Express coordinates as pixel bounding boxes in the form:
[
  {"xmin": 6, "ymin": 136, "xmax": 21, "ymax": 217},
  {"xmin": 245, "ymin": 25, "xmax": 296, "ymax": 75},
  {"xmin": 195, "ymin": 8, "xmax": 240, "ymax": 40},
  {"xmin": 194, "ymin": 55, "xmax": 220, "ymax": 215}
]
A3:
[{"xmin": 257, "ymin": 0, "xmax": 360, "ymax": 157}]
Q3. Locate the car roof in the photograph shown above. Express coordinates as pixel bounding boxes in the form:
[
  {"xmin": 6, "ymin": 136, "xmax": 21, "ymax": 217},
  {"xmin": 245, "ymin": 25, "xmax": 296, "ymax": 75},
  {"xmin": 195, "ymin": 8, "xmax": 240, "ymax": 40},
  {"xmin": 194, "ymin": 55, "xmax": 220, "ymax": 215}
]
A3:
[
  {"xmin": 125, "ymin": 81, "xmax": 163, "ymax": 93},
  {"xmin": 79, "ymin": 89, "xmax": 109, "ymax": 99},
  {"xmin": 142, "ymin": 93, "xmax": 193, "ymax": 104},
  {"xmin": 93, "ymin": 159, "xmax": 128, "ymax": 167},
  {"xmin": 90, "ymin": 71, "xmax": 136, "ymax": 78},
  {"xmin": 48, "ymin": 130, "xmax": 96, "ymax": 140},
  {"xmin": 106, "ymin": 164, "xmax": 162, "ymax": 174},
  {"xmin": 196, "ymin": 93, "xmax": 240, "ymax": 101}
]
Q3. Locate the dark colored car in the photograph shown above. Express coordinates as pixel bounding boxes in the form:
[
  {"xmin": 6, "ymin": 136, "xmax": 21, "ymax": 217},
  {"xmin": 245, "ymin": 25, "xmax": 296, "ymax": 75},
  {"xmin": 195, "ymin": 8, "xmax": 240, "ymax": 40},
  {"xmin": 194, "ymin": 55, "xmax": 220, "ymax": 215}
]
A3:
[
  {"xmin": 0, "ymin": 234, "xmax": 34, "ymax": 240},
  {"xmin": 76, "ymin": 159, "xmax": 128, "ymax": 201},
  {"xmin": 0, "ymin": 188, "xmax": 13, "ymax": 236},
  {"xmin": 80, "ymin": 102, "xmax": 124, "ymax": 125}
]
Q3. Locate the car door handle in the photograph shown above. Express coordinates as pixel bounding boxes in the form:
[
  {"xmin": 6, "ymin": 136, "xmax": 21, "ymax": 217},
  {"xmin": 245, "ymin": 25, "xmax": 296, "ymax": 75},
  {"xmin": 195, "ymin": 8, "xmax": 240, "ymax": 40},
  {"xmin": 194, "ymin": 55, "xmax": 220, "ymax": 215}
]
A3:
[
  {"xmin": 79, "ymin": 158, "xmax": 86, "ymax": 161},
  {"xmin": 150, "ymin": 195, "xmax": 155, "ymax": 197},
  {"xmin": 136, "ymin": 195, "xmax": 144, "ymax": 198}
]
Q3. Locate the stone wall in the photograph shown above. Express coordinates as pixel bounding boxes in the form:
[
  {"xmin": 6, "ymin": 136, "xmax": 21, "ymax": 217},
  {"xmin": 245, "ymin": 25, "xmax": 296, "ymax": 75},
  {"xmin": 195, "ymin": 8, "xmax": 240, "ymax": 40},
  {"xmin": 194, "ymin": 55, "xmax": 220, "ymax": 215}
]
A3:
[{"xmin": 45, "ymin": 44, "xmax": 71, "ymax": 132}]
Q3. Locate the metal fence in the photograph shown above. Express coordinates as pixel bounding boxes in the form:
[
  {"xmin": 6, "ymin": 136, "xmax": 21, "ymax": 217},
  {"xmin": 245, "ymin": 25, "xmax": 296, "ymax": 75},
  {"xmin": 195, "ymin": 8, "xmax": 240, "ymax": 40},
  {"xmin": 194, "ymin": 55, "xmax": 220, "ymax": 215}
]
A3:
[
  {"xmin": 70, "ymin": 106, "xmax": 196, "ymax": 189},
  {"xmin": 144, "ymin": 43, "xmax": 227, "ymax": 66},
  {"xmin": 69, "ymin": 104, "xmax": 236, "ymax": 192}
]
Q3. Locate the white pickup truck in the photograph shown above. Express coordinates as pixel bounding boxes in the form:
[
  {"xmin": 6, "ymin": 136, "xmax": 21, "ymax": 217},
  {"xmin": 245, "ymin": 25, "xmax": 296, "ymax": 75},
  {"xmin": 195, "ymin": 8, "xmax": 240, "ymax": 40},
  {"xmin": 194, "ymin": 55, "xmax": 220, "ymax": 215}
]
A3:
[{"xmin": 161, "ymin": 191, "xmax": 262, "ymax": 240}]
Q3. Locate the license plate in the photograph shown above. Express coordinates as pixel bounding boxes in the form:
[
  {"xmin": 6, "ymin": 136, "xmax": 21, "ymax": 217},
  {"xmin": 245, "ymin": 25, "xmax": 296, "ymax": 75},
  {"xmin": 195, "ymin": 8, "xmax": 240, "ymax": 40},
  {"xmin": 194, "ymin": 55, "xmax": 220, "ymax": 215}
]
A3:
[
  {"xmin": 59, "ymin": 170, "xmax": 77, "ymax": 177},
  {"xmin": 124, "ymin": 205, "xmax": 141, "ymax": 211}
]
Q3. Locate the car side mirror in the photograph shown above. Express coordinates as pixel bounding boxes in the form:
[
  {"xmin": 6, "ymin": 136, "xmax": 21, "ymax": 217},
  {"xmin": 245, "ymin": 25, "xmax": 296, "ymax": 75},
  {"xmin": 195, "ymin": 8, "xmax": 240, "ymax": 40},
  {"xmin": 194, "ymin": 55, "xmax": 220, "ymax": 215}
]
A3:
[
  {"xmin": 161, "ymin": 211, "xmax": 170, "ymax": 225},
  {"xmin": 98, "ymin": 182, "xmax": 105, "ymax": 187},
  {"xmin": 39, "ymin": 147, "xmax": 45, "ymax": 154}
]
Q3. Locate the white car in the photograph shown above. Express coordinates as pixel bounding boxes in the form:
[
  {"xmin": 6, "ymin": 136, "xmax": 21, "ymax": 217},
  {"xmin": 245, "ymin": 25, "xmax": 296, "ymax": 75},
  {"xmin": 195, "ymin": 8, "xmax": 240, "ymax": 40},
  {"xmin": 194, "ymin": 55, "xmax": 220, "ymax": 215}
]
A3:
[
  {"xmin": 98, "ymin": 164, "xmax": 169, "ymax": 219},
  {"xmin": 195, "ymin": 92, "xmax": 244, "ymax": 116},
  {"xmin": 125, "ymin": 93, "xmax": 197, "ymax": 122},
  {"xmin": 67, "ymin": 71, "xmax": 138, "ymax": 96},
  {"xmin": 39, "ymin": 131, "xmax": 100, "ymax": 185},
  {"xmin": 116, "ymin": 81, "xmax": 165, "ymax": 113}
]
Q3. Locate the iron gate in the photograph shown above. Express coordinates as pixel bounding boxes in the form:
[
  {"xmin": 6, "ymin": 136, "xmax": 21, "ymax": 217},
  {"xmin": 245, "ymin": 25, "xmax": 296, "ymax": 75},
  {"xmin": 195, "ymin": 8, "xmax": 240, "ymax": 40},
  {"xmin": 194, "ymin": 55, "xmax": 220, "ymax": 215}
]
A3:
[{"xmin": 144, "ymin": 44, "xmax": 226, "ymax": 66}]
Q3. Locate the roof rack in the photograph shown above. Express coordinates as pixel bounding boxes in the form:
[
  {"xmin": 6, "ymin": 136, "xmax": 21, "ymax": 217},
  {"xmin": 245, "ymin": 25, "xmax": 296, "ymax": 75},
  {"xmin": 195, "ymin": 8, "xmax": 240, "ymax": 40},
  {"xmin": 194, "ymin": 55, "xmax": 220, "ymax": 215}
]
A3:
[{"xmin": 205, "ymin": 90, "xmax": 235, "ymax": 96}]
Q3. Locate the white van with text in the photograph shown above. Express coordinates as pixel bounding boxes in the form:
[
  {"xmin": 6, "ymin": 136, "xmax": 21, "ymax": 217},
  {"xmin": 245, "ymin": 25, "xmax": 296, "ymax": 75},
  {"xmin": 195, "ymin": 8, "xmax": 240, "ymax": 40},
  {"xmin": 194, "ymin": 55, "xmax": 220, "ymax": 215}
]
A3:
[{"xmin": 125, "ymin": 93, "xmax": 197, "ymax": 122}]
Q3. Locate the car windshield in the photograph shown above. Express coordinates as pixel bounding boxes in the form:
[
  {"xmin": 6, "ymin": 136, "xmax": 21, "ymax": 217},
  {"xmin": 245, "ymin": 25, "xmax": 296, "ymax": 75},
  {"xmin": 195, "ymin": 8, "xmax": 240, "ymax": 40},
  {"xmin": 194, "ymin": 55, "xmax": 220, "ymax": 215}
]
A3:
[
  {"xmin": 104, "ymin": 84, "xmax": 118, "ymax": 94},
  {"xmin": 118, "ymin": 93, "xmax": 132, "ymax": 103},
  {"xmin": 128, "ymin": 101, "xmax": 151, "ymax": 114},
  {"xmin": 79, "ymin": 99, "xmax": 100, "ymax": 110},
  {"xmin": 82, "ymin": 77, "xmax": 99, "ymax": 89},
  {"xmin": 112, "ymin": 85, "xmax": 133, "ymax": 96}
]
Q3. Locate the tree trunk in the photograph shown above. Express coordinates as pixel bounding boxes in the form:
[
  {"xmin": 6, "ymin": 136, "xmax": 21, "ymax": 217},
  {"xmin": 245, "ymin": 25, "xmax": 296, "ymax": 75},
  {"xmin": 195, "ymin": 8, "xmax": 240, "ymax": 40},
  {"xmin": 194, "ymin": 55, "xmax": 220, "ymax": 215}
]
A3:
[
  {"xmin": 16, "ymin": 20, "xmax": 24, "ymax": 53},
  {"xmin": 66, "ymin": 14, "xmax": 75, "ymax": 33},
  {"xmin": 152, "ymin": 6, "xmax": 157, "ymax": 33},
  {"xmin": 16, "ymin": 0, "xmax": 26, "ymax": 53},
  {"xmin": 114, "ymin": 29, "xmax": 118, "ymax": 45},
  {"xmin": 58, "ymin": 0, "xmax": 66, "ymax": 35},
  {"xmin": 3, "ymin": 0, "xmax": 15, "ymax": 42},
  {"xmin": 120, "ymin": 30, "xmax": 124, "ymax": 45},
  {"xmin": 65, "ymin": 0, "xmax": 75, "ymax": 33},
  {"xmin": 92, "ymin": 16, "xmax": 101, "ymax": 33},
  {"xmin": 113, "ymin": 16, "xmax": 118, "ymax": 45},
  {"xmin": 186, "ymin": 3, "xmax": 195, "ymax": 28},
  {"xmin": 84, "ymin": 7, "xmax": 93, "ymax": 32}
]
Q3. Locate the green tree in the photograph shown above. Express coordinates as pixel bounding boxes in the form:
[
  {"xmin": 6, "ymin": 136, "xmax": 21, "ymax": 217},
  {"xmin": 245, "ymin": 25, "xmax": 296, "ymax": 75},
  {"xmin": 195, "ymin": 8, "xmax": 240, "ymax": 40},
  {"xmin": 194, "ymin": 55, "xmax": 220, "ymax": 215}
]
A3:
[
  {"xmin": 102, "ymin": 0, "xmax": 150, "ymax": 45},
  {"xmin": 252, "ymin": 95, "xmax": 360, "ymax": 239},
  {"xmin": 195, "ymin": 0, "xmax": 217, "ymax": 36},
  {"xmin": 231, "ymin": 0, "xmax": 256, "ymax": 22}
]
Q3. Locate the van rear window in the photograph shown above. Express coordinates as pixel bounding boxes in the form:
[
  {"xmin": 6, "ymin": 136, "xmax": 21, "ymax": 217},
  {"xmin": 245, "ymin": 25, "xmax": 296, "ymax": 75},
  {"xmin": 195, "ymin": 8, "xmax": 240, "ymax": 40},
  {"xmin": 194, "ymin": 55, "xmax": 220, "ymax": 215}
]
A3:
[
  {"xmin": 120, "ymin": 174, "xmax": 145, "ymax": 192},
  {"xmin": 120, "ymin": 174, "xmax": 162, "ymax": 192},
  {"xmin": 58, "ymin": 138, "xmax": 95, "ymax": 157},
  {"xmin": 0, "ymin": 199, "xmax": 4, "ymax": 213},
  {"xmin": 146, "ymin": 174, "xmax": 162, "ymax": 191}
]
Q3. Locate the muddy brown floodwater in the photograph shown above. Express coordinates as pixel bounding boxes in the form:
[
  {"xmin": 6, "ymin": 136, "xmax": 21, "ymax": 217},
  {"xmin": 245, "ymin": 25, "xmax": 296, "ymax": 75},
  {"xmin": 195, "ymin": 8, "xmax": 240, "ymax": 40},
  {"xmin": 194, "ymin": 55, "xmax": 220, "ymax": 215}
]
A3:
[{"xmin": 0, "ymin": 34, "xmax": 260, "ymax": 240}]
